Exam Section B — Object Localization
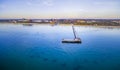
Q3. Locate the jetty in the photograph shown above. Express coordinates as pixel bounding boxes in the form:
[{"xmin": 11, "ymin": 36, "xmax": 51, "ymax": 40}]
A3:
[{"xmin": 62, "ymin": 25, "xmax": 81, "ymax": 43}]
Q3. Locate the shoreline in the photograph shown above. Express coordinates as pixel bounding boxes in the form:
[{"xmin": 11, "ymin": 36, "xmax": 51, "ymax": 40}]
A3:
[{"xmin": 0, "ymin": 22, "xmax": 120, "ymax": 27}]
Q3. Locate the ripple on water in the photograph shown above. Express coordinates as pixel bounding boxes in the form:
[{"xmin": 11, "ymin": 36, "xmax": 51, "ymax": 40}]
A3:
[
  {"xmin": 93, "ymin": 60, "xmax": 99, "ymax": 64},
  {"xmin": 83, "ymin": 59, "xmax": 89, "ymax": 63},
  {"xmin": 52, "ymin": 59, "xmax": 57, "ymax": 62},
  {"xmin": 61, "ymin": 63, "xmax": 67, "ymax": 67},
  {"xmin": 29, "ymin": 54, "xmax": 41, "ymax": 58},
  {"xmin": 43, "ymin": 58, "xmax": 48, "ymax": 61},
  {"xmin": 73, "ymin": 65, "xmax": 83, "ymax": 70}
]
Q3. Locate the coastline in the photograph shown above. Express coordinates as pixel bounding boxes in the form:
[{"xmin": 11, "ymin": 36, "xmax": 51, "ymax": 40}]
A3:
[{"xmin": 0, "ymin": 22, "xmax": 120, "ymax": 28}]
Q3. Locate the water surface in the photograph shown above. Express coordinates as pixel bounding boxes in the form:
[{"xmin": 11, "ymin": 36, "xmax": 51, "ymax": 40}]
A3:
[{"xmin": 0, "ymin": 23, "xmax": 120, "ymax": 70}]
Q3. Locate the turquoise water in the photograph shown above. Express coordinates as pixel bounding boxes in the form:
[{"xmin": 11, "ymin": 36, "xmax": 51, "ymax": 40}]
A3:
[{"xmin": 0, "ymin": 23, "xmax": 120, "ymax": 70}]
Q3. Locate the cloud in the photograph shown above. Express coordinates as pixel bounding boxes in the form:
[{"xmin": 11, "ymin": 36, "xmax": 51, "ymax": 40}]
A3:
[
  {"xmin": 26, "ymin": 0, "xmax": 41, "ymax": 6},
  {"xmin": 93, "ymin": 1, "xmax": 119, "ymax": 5},
  {"xmin": 25, "ymin": 0, "xmax": 54, "ymax": 7},
  {"xmin": 26, "ymin": 2, "xmax": 32, "ymax": 6},
  {"xmin": 42, "ymin": 0, "xmax": 54, "ymax": 6}
]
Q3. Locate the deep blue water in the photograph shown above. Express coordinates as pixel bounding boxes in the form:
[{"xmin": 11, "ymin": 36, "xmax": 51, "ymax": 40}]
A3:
[{"xmin": 0, "ymin": 23, "xmax": 120, "ymax": 70}]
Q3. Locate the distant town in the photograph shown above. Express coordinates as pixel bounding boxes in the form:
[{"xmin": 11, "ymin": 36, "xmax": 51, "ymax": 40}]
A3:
[{"xmin": 0, "ymin": 18, "xmax": 120, "ymax": 26}]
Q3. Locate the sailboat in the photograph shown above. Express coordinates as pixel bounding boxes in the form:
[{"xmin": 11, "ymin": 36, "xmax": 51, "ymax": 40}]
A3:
[{"xmin": 62, "ymin": 25, "xmax": 81, "ymax": 43}]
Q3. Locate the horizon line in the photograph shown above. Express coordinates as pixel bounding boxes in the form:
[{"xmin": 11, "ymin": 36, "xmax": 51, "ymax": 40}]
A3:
[{"xmin": 0, "ymin": 18, "xmax": 120, "ymax": 19}]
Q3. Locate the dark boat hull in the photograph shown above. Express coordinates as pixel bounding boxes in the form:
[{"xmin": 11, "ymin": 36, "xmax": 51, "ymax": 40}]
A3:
[
  {"xmin": 62, "ymin": 38, "xmax": 81, "ymax": 43},
  {"xmin": 23, "ymin": 24, "xmax": 33, "ymax": 26}
]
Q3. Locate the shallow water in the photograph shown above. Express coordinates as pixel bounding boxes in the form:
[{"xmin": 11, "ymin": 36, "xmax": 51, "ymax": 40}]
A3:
[{"xmin": 0, "ymin": 23, "xmax": 120, "ymax": 70}]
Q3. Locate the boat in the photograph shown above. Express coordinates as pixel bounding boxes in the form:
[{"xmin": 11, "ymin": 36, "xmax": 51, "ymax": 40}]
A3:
[
  {"xmin": 62, "ymin": 25, "xmax": 81, "ymax": 43},
  {"xmin": 62, "ymin": 38, "xmax": 81, "ymax": 43},
  {"xmin": 23, "ymin": 23, "xmax": 33, "ymax": 26}
]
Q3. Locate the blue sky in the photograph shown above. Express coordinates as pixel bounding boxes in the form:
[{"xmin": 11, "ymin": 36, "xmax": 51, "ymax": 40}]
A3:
[{"xmin": 0, "ymin": 0, "xmax": 120, "ymax": 19}]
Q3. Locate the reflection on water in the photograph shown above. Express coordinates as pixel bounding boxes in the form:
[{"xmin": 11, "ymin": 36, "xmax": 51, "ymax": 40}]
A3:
[{"xmin": 0, "ymin": 23, "xmax": 120, "ymax": 70}]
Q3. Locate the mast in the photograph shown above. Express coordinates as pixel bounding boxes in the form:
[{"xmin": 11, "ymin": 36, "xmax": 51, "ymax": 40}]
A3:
[{"xmin": 72, "ymin": 25, "xmax": 77, "ymax": 39}]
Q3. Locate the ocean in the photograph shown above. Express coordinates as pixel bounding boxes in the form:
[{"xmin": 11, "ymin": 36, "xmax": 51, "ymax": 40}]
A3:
[{"xmin": 0, "ymin": 23, "xmax": 120, "ymax": 70}]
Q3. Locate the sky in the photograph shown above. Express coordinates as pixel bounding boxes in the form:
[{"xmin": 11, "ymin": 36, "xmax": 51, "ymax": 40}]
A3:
[{"xmin": 0, "ymin": 0, "xmax": 120, "ymax": 19}]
